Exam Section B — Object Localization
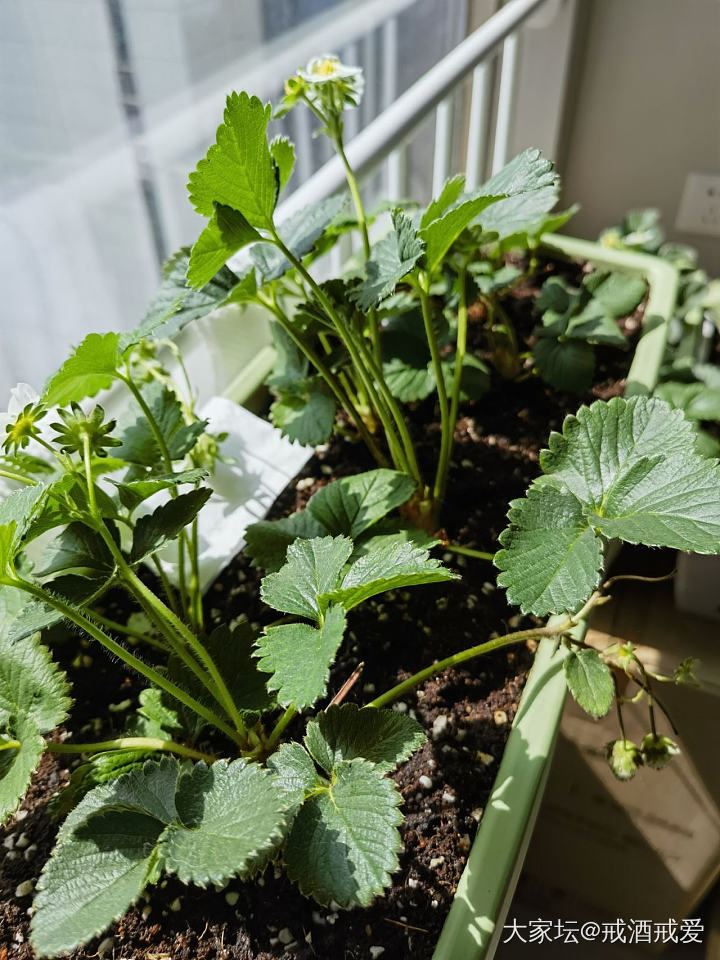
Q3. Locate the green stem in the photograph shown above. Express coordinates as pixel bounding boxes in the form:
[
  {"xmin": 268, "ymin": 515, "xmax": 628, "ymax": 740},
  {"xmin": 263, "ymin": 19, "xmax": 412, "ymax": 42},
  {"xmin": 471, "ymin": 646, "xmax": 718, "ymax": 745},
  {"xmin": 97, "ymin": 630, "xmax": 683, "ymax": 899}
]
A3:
[
  {"xmin": 436, "ymin": 263, "xmax": 468, "ymax": 504},
  {"xmin": 265, "ymin": 705, "xmax": 296, "ymax": 751},
  {"xmin": 418, "ymin": 280, "xmax": 451, "ymax": 503},
  {"xmin": 119, "ymin": 373, "xmax": 174, "ymax": 473},
  {"xmin": 46, "ymin": 737, "xmax": 216, "ymax": 764},
  {"xmin": 189, "ymin": 516, "xmax": 204, "ymax": 632},
  {"xmin": 151, "ymin": 555, "xmax": 181, "ymax": 617},
  {"xmin": 111, "ymin": 551, "xmax": 246, "ymax": 740},
  {"xmin": 444, "ymin": 543, "xmax": 495, "ymax": 562},
  {"xmin": 348, "ymin": 326, "xmax": 424, "ymax": 487},
  {"xmin": 5, "ymin": 576, "xmax": 242, "ymax": 745},
  {"xmin": 80, "ymin": 441, "xmax": 244, "ymax": 740},
  {"xmin": 0, "ymin": 469, "xmax": 36, "ymax": 486},
  {"xmin": 332, "ymin": 131, "xmax": 381, "ymax": 365},
  {"xmin": 90, "ymin": 610, "xmax": 165, "ymax": 649},
  {"xmin": 0, "ymin": 739, "xmax": 20, "ymax": 752},
  {"xmin": 262, "ymin": 295, "xmax": 387, "ymax": 467},
  {"xmin": 368, "ymin": 592, "xmax": 601, "ymax": 709},
  {"xmin": 118, "ymin": 371, "xmax": 191, "ymax": 622},
  {"xmin": 267, "ymin": 233, "xmax": 411, "ymax": 473}
]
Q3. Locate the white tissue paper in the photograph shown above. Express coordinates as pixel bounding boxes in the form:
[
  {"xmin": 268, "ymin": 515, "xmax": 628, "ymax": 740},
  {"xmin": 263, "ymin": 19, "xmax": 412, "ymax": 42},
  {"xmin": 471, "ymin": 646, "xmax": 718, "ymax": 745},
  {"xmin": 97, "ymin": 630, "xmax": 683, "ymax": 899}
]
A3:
[{"xmin": 153, "ymin": 396, "xmax": 312, "ymax": 591}]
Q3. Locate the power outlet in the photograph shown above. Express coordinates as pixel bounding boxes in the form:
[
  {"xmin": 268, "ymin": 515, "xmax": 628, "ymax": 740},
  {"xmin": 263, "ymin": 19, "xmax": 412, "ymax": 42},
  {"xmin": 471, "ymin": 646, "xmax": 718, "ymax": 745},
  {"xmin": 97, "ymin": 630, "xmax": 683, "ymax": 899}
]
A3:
[{"xmin": 676, "ymin": 172, "xmax": 720, "ymax": 237}]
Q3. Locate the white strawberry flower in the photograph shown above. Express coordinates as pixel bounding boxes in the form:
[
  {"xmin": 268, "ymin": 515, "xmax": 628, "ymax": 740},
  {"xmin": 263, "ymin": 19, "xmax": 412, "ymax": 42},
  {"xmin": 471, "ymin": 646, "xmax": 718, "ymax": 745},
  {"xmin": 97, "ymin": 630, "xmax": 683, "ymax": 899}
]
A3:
[{"xmin": 297, "ymin": 55, "xmax": 364, "ymax": 108}]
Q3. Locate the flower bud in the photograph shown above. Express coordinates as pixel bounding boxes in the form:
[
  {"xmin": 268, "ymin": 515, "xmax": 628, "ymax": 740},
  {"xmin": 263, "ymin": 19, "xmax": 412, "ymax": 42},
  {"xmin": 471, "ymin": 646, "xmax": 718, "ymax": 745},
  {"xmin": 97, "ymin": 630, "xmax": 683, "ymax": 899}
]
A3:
[
  {"xmin": 640, "ymin": 733, "xmax": 680, "ymax": 770},
  {"xmin": 605, "ymin": 739, "xmax": 642, "ymax": 781}
]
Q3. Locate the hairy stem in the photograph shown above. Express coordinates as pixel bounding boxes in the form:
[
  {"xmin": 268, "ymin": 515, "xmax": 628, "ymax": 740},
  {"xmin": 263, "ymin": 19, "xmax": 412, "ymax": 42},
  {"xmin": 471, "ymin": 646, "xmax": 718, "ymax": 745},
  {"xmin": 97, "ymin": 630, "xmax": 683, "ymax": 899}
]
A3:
[
  {"xmin": 443, "ymin": 543, "xmax": 495, "ymax": 562},
  {"xmin": 0, "ymin": 469, "xmax": 36, "ymax": 486},
  {"xmin": 46, "ymin": 737, "xmax": 216, "ymax": 763},
  {"xmin": 118, "ymin": 371, "xmax": 193, "ymax": 624},
  {"xmin": 268, "ymin": 227, "xmax": 412, "ymax": 475},
  {"xmin": 418, "ymin": 281, "xmax": 451, "ymax": 504},
  {"xmin": 265, "ymin": 705, "xmax": 296, "ymax": 751},
  {"xmin": 4, "ymin": 576, "xmax": 242, "ymax": 745},
  {"xmin": 368, "ymin": 593, "xmax": 602, "ymax": 709},
  {"xmin": 332, "ymin": 131, "xmax": 381, "ymax": 365},
  {"xmin": 436, "ymin": 263, "xmax": 468, "ymax": 503},
  {"xmin": 261, "ymin": 295, "xmax": 387, "ymax": 466}
]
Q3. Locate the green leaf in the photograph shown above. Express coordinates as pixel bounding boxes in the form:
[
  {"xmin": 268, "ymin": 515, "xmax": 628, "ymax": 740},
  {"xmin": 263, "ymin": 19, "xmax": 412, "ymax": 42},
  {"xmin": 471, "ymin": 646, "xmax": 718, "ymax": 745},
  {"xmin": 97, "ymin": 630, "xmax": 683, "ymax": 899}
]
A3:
[
  {"xmin": 496, "ymin": 396, "xmax": 720, "ymax": 615},
  {"xmin": 31, "ymin": 759, "xmax": 179, "ymax": 956},
  {"xmin": 307, "ymin": 469, "xmax": 417, "ymax": 540},
  {"xmin": 496, "ymin": 481, "xmax": 604, "ymax": 616},
  {"xmin": 266, "ymin": 322, "xmax": 309, "ymax": 390},
  {"xmin": 7, "ymin": 575, "xmax": 102, "ymax": 644},
  {"xmin": 255, "ymin": 605, "xmax": 347, "ymax": 709},
  {"xmin": 267, "ymin": 742, "xmax": 321, "ymax": 808},
  {"xmin": 270, "ymin": 136, "xmax": 296, "ymax": 193},
  {"xmin": 115, "ymin": 382, "xmax": 206, "ymax": 467},
  {"xmin": 112, "ymin": 468, "xmax": 207, "ymax": 513},
  {"xmin": 33, "ymin": 757, "xmax": 289, "ymax": 956},
  {"xmin": 122, "ymin": 248, "xmax": 239, "ymax": 350},
  {"xmin": 420, "ymin": 175, "xmax": 465, "ymax": 229},
  {"xmin": 244, "ymin": 511, "xmax": 327, "ymax": 572},
  {"xmin": 0, "ymin": 629, "xmax": 70, "ymax": 822},
  {"xmin": 187, "ymin": 204, "xmax": 263, "ymax": 289},
  {"xmin": 480, "ymin": 186, "xmax": 560, "ymax": 242},
  {"xmin": 130, "ymin": 488, "xmax": 212, "ymax": 563},
  {"xmin": 162, "ymin": 759, "xmax": 288, "ymax": 885},
  {"xmin": 0, "ymin": 620, "xmax": 70, "ymax": 734},
  {"xmin": 564, "ymin": 647, "xmax": 614, "ymax": 718},
  {"xmin": 260, "ymin": 536, "xmax": 352, "ymax": 619},
  {"xmin": 38, "ymin": 522, "xmax": 114, "ymax": 577},
  {"xmin": 270, "ymin": 379, "xmax": 336, "ymax": 446},
  {"xmin": 132, "ymin": 687, "xmax": 183, "ymax": 738},
  {"xmin": 200, "ymin": 621, "xmax": 274, "ymax": 717},
  {"xmin": 383, "ymin": 355, "xmax": 436, "ymax": 402},
  {"xmin": 655, "ymin": 381, "xmax": 720, "ymax": 422},
  {"xmin": 481, "ymin": 147, "xmax": 558, "ymax": 196},
  {"xmin": 324, "ymin": 539, "xmax": 459, "ymax": 611},
  {"xmin": 421, "ymin": 195, "xmax": 502, "ymax": 274},
  {"xmin": 245, "ymin": 471, "xmax": 427, "ymax": 574},
  {"xmin": 565, "ymin": 307, "xmax": 628, "ymax": 348},
  {"xmin": 306, "ymin": 704, "xmax": 425, "ymax": 774},
  {"xmin": 284, "ymin": 759, "xmax": 403, "ymax": 907},
  {"xmin": 584, "ymin": 271, "xmax": 647, "ymax": 318},
  {"xmin": 188, "ymin": 92, "xmax": 277, "ymax": 228},
  {"xmin": 533, "ymin": 337, "xmax": 596, "ymax": 391},
  {"xmin": 352, "ymin": 210, "xmax": 425, "ymax": 310},
  {"xmin": 0, "ymin": 483, "xmax": 48, "ymax": 573},
  {"xmin": 43, "ymin": 333, "xmax": 120, "ymax": 406},
  {"xmin": 477, "ymin": 149, "xmax": 560, "ymax": 241},
  {"xmin": 0, "ymin": 713, "xmax": 44, "ymax": 825},
  {"xmin": 250, "ymin": 194, "xmax": 346, "ymax": 283}
]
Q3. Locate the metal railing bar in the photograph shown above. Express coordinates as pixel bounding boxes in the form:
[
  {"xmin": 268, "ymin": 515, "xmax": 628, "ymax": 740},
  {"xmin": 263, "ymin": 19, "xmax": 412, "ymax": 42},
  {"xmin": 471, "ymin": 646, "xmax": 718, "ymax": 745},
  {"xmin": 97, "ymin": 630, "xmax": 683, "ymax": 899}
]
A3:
[
  {"xmin": 491, "ymin": 31, "xmax": 520, "ymax": 174},
  {"xmin": 464, "ymin": 61, "xmax": 491, "ymax": 190},
  {"xmin": 432, "ymin": 97, "xmax": 454, "ymax": 195},
  {"xmin": 274, "ymin": 0, "xmax": 549, "ymax": 222}
]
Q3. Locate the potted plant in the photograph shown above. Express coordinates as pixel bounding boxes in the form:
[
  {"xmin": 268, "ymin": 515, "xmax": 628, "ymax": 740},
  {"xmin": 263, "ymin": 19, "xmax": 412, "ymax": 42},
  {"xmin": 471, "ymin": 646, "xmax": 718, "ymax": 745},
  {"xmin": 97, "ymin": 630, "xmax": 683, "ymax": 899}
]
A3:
[{"xmin": 2, "ymin": 60, "xmax": 719, "ymax": 960}]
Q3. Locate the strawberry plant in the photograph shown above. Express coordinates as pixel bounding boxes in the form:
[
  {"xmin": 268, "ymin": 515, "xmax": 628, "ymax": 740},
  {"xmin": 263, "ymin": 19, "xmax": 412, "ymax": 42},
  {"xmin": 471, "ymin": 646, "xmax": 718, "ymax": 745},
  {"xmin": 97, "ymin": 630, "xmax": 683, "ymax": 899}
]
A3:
[{"xmin": 4, "ymin": 53, "xmax": 720, "ymax": 960}]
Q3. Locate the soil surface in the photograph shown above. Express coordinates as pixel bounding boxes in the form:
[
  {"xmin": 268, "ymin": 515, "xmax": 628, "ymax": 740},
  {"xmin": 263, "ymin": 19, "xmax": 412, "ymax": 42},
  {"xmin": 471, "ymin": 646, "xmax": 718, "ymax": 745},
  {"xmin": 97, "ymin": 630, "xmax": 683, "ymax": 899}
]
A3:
[{"xmin": 0, "ymin": 256, "xmax": 643, "ymax": 958}]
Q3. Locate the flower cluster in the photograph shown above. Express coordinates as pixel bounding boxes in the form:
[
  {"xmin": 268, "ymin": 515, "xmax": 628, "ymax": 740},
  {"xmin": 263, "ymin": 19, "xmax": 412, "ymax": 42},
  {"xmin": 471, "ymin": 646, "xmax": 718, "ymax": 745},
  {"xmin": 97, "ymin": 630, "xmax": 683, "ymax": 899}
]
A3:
[{"xmin": 276, "ymin": 55, "xmax": 364, "ymax": 124}]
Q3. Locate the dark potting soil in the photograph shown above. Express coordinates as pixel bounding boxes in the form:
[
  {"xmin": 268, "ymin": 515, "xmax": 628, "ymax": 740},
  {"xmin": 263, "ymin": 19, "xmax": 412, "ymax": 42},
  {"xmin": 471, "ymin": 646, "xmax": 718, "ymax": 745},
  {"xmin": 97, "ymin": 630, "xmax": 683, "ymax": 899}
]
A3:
[{"xmin": 0, "ymin": 256, "xmax": 644, "ymax": 959}]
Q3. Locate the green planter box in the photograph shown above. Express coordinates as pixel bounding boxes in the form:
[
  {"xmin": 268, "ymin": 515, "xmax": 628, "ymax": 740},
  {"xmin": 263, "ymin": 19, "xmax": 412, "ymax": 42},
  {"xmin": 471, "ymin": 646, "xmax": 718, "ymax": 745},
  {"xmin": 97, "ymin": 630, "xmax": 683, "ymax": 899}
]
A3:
[{"xmin": 191, "ymin": 234, "xmax": 679, "ymax": 960}]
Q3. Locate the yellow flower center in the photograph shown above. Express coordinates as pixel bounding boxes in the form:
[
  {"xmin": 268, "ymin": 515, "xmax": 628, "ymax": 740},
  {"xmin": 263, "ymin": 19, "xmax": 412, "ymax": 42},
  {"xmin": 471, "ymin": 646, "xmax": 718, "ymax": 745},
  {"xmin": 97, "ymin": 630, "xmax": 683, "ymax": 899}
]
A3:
[
  {"xmin": 314, "ymin": 57, "xmax": 339, "ymax": 77},
  {"xmin": 9, "ymin": 414, "xmax": 35, "ymax": 439}
]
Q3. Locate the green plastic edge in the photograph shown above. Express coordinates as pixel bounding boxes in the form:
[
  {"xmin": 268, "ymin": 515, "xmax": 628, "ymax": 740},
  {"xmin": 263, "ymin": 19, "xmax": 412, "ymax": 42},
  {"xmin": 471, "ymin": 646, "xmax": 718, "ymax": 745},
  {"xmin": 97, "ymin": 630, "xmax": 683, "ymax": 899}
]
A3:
[
  {"xmin": 212, "ymin": 236, "xmax": 679, "ymax": 958},
  {"xmin": 431, "ymin": 234, "xmax": 679, "ymax": 960}
]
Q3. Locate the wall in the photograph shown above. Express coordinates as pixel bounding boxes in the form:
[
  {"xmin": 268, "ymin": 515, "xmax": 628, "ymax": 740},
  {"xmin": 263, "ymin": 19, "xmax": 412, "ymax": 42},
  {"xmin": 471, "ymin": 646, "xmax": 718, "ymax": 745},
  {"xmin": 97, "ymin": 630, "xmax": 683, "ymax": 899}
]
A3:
[{"xmin": 559, "ymin": 0, "xmax": 720, "ymax": 273}]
